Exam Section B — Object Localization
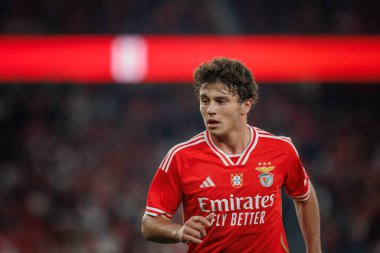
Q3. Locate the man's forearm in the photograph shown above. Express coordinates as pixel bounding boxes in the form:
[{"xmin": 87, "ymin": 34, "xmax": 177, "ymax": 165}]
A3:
[
  {"xmin": 141, "ymin": 214, "xmax": 182, "ymax": 243},
  {"xmin": 294, "ymin": 184, "xmax": 322, "ymax": 253},
  {"xmin": 142, "ymin": 213, "xmax": 214, "ymax": 244}
]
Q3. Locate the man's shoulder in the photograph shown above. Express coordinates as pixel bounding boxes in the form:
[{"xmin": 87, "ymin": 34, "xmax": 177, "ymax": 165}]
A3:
[
  {"xmin": 255, "ymin": 127, "xmax": 291, "ymax": 141},
  {"xmin": 167, "ymin": 132, "xmax": 207, "ymax": 156},
  {"xmin": 159, "ymin": 132, "xmax": 206, "ymax": 172},
  {"xmin": 254, "ymin": 127, "xmax": 297, "ymax": 154}
]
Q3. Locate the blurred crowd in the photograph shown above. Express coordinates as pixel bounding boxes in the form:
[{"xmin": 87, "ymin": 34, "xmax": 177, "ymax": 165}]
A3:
[
  {"xmin": 0, "ymin": 84, "xmax": 378, "ymax": 253},
  {"xmin": 0, "ymin": 0, "xmax": 379, "ymax": 34},
  {"xmin": 0, "ymin": 85, "xmax": 199, "ymax": 253}
]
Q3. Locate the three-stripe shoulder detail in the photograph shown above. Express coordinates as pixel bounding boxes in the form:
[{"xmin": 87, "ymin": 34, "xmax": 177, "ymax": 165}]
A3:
[
  {"xmin": 159, "ymin": 134, "xmax": 205, "ymax": 173},
  {"xmin": 257, "ymin": 130, "xmax": 299, "ymax": 157}
]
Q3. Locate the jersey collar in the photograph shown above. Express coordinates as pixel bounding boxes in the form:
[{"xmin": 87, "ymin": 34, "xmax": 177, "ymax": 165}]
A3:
[{"xmin": 204, "ymin": 125, "xmax": 258, "ymax": 167}]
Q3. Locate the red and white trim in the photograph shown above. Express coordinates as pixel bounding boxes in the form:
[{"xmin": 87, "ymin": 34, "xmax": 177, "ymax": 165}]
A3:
[
  {"xmin": 239, "ymin": 126, "xmax": 259, "ymax": 165},
  {"xmin": 145, "ymin": 206, "xmax": 174, "ymax": 219},
  {"xmin": 204, "ymin": 131, "xmax": 231, "ymax": 166},
  {"xmin": 191, "ymin": 132, "xmax": 204, "ymax": 140},
  {"xmin": 256, "ymin": 132, "xmax": 299, "ymax": 157},
  {"xmin": 204, "ymin": 125, "xmax": 258, "ymax": 166},
  {"xmin": 160, "ymin": 135, "xmax": 205, "ymax": 173},
  {"xmin": 290, "ymin": 184, "xmax": 311, "ymax": 202}
]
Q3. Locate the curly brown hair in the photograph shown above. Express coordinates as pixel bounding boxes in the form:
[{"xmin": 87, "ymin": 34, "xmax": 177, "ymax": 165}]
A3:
[{"xmin": 193, "ymin": 57, "xmax": 259, "ymax": 107}]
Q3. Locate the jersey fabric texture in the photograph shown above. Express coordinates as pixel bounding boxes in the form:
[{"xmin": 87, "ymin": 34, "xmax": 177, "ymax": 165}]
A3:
[{"xmin": 145, "ymin": 126, "xmax": 310, "ymax": 253}]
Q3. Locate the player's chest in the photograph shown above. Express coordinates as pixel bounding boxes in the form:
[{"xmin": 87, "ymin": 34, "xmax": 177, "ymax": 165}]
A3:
[{"xmin": 180, "ymin": 154, "xmax": 288, "ymax": 199}]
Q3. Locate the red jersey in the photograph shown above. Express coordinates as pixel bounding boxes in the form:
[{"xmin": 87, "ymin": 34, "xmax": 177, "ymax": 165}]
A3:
[{"xmin": 145, "ymin": 126, "xmax": 310, "ymax": 253}]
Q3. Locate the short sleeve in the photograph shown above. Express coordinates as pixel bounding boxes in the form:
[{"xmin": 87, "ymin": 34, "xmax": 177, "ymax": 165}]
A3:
[
  {"xmin": 145, "ymin": 152, "xmax": 183, "ymax": 219},
  {"xmin": 283, "ymin": 143, "xmax": 311, "ymax": 202}
]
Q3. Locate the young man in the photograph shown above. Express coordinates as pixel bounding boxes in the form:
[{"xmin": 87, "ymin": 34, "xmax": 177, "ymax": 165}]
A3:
[{"xmin": 141, "ymin": 58, "xmax": 321, "ymax": 252}]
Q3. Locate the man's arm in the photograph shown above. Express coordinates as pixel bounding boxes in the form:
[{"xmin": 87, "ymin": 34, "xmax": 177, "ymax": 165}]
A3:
[
  {"xmin": 141, "ymin": 213, "xmax": 214, "ymax": 244},
  {"xmin": 293, "ymin": 183, "xmax": 322, "ymax": 253}
]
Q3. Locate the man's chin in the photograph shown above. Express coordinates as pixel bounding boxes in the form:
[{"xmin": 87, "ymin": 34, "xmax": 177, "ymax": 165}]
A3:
[{"xmin": 207, "ymin": 127, "xmax": 223, "ymax": 136}]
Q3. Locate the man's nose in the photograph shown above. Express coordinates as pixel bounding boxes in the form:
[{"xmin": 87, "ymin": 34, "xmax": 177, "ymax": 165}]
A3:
[{"xmin": 207, "ymin": 102, "xmax": 216, "ymax": 114}]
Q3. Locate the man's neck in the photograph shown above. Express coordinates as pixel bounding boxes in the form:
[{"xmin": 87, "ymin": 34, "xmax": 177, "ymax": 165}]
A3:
[{"xmin": 210, "ymin": 125, "xmax": 251, "ymax": 155}]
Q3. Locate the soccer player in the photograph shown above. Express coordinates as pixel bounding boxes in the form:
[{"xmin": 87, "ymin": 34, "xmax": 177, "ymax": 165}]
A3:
[{"xmin": 141, "ymin": 57, "xmax": 321, "ymax": 252}]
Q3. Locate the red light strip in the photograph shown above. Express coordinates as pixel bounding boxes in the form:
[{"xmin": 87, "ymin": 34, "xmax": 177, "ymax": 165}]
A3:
[
  {"xmin": 0, "ymin": 36, "xmax": 114, "ymax": 83},
  {"xmin": 0, "ymin": 35, "xmax": 379, "ymax": 83}
]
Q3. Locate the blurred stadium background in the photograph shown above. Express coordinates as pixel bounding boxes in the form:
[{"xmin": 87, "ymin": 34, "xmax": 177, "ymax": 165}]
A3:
[{"xmin": 0, "ymin": 0, "xmax": 379, "ymax": 253}]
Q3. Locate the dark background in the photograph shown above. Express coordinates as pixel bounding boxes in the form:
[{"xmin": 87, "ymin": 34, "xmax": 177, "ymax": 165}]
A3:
[{"xmin": 0, "ymin": 0, "xmax": 379, "ymax": 252}]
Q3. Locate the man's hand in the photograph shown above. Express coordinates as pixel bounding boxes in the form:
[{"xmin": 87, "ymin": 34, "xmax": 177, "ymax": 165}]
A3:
[{"xmin": 176, "ymin": 213, "xmax": 215, "ymax": 244}]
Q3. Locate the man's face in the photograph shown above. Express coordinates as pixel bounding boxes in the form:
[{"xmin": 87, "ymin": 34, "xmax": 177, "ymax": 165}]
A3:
[{"xmin": 199, "ymin": 83, "xmax": 251, "ymax": 137}]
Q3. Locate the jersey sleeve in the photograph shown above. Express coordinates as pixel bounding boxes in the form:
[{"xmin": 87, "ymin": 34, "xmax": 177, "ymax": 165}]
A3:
[
  {"xmin": 283, "ymin": 141, "xmax": 311, "ymax": 202},
  {"xmin": 145, "ymin": 150, "xmax": 183, "ymax": 219}
]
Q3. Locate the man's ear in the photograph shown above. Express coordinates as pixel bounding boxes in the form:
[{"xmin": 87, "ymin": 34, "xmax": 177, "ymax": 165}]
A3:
[{"xmin": 241, "ymin": 99, "xmax": 253, "ymax": 115}]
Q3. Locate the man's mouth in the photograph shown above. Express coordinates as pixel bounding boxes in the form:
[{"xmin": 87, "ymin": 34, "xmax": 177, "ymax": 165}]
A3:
[{"xmin": 207, "ymin": 119, "xmax": 220, "ymax": 127}]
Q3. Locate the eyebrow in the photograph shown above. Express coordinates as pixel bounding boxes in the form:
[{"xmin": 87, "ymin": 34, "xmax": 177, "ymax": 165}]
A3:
[
  {"xmin": 200, "ymin": 94, "xmax": 230, "ymax": 100},
  {"xmin": 214, "ymin": 96, "xmax": 230, "ymax": 100}
]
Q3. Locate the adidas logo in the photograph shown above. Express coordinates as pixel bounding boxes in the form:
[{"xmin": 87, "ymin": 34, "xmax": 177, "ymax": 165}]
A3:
[{"xmin": 200, "ymin": 177, "xmax": 216, "ymax": 188}]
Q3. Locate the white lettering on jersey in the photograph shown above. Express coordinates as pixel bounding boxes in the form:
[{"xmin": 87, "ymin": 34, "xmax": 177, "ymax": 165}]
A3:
[
  {"xmin": 198, "ymin": 193, "xmax": 274, "ymax": 227},
  {"xmin": 198, "ymin": 193, "xmax": 274, "ymax": 212}
]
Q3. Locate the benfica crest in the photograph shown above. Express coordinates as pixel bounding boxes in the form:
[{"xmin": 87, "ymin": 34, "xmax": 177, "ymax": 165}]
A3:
[
  {"xmin": 231, "ymin": 173, "xmax": 243, "ymax": 188},
  {"xmin": 255, "ymin": 162, "xmax": 275, "ymax": 188}
]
